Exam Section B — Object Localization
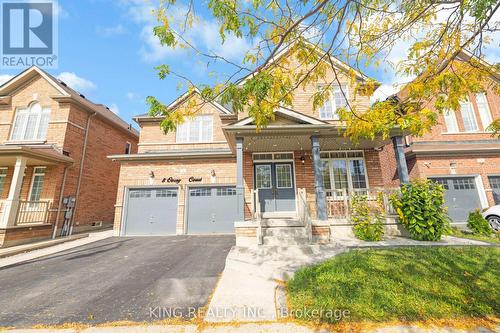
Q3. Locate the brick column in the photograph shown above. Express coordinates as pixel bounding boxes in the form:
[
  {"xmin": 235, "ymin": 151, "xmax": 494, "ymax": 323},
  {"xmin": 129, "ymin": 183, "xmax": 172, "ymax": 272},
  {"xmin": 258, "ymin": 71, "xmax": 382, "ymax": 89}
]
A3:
[
  {"xmin": 311, "ymin": 135, "xmax": 327, "ymax": 220},
  {"xmin": 236, "ymin": 137, "xmax": 244, "ymax": 221},
  {"xmin": 392, "ymin": 136, "xmax": 409, "ymax": 184},
  {"xmin": 0, "ymin": 156, "xmax": 27, "ymax": 228}
]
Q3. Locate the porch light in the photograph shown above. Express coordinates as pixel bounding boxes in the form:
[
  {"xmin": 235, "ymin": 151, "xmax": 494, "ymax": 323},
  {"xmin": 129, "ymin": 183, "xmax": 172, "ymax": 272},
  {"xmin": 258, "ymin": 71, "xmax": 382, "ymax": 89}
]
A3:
[
  {"xmin": 300, "ymin": 155, "xmax": 306, "ymax": 164},
  {"xmin": 149, "ymin": 171, "xmax": 155, "ymax": 185},
  {"xmin": 449, "ymin": 162, "xmax": 457, "ymax": 174}
]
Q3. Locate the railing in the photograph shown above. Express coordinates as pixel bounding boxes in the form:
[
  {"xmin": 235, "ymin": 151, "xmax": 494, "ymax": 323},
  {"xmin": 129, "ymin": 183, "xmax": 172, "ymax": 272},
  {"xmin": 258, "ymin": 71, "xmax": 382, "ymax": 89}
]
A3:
[
  {"xmin": 326, "ymin": 188, "xmax": 399, "ymax": 220},
  {"xmin": 252, "ymin": 189, "xmax": 263, "ymax": 244},
  {"xmin": 297, "ymin": 188, "xmax": 312, "ymax": 243},
  {"xmin": 15, "ymin": 200, "xmax": 50, "ymax": 225}
]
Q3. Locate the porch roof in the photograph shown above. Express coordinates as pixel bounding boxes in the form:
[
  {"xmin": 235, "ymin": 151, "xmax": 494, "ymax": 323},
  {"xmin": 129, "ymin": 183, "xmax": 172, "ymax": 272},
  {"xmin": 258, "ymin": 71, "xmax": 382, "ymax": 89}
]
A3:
[
  {"xmin": 0, "ymin": 145, "xmax": 74, "ymax": 166},
  {"xmin": 224, "ymin": 123, "xmax": 402, "ymax": 152},
  {"xmin": 108, "ymin": 148, "xmax": 234, "ymax": 162}
]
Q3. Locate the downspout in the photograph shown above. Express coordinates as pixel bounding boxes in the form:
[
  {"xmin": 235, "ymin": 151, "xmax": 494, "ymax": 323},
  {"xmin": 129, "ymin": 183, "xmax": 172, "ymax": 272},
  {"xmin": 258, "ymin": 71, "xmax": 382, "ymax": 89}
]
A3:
[
  {"xmin": 52, "ymin": 165, "xmax": 68, "ymax": 239},
  {"xmin": 68, "ymin": 111, "xmax": 96, "ymax": 236}
]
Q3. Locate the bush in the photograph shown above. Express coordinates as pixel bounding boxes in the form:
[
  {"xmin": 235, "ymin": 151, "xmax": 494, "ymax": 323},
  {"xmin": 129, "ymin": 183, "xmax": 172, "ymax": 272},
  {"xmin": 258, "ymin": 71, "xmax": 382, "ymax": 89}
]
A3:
[
  {"xmin": 467, "ymin": 210, "xmax": 492, "ymax": 235},
  {"xmin": 351, "ymin": 194, "xmax": 385, "ymax": 241},
  {"xmin": 391, "ymin": 179, "xmax": 450, "ymax": 241}
]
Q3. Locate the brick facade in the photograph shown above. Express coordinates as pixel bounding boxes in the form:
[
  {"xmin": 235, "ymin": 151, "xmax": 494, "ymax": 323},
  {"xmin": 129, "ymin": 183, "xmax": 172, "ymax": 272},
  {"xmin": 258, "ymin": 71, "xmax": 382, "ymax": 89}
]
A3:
[{"xmin": 0, "ymin": 68, "xmax": 138, "ymax": 247}]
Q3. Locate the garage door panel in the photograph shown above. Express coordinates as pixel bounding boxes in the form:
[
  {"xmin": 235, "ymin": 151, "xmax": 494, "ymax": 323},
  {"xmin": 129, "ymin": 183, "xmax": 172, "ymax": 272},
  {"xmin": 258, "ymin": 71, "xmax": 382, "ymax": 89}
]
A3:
[
  {"xmin": 430, "ymin": 177, "xmax": 481, "ymax": 223},
  {"xmin": 187, "ymin": 186, "xmax": 237, "ymax": 234},
  {"xmin": 124, "ymin": 188, "xmax": 178, "ymax": 236}
]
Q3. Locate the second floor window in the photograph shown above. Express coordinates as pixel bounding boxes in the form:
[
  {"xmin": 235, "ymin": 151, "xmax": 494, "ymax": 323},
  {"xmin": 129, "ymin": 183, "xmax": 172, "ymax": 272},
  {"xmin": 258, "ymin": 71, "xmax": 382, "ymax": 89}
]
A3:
[
  {"xmin": 443, "ymin": 109, "xmax": 459, "ymax": 133},
  {"xmin": 475, "ymin": 92, "xmax": 492, "ymax": 129},
  {"xmin": 318, "ymin": 85, "xmax": 348, "ymax": 120},
  {"xmin": 459, "ymin": 99, "xmax": 479, "ymax": 132},
  {"xmin": 11, "ymin": 102, "xmax": 51, "ymax": 141},
  {"xmin": 176, "ymin": 115, "xmax": 213, "ymax": 143}
]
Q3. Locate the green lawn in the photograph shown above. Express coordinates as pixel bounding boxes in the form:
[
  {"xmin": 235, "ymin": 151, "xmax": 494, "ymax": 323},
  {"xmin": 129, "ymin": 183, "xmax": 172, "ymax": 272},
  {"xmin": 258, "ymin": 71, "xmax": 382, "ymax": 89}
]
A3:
[
  {"xmin": 447, "ymin": 228, "xmax": 500, "ymax": 245},
  {"xmin": 287, "ymin": 247, "xmax": 499, "ymax": 324}
]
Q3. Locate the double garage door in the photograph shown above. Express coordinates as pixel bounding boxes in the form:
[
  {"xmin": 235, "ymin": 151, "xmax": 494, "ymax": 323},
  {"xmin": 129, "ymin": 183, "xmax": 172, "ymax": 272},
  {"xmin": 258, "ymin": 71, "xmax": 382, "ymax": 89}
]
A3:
[
  {"xmin": 429, "ymin": 177, "xmax": 482, "ymax": 223},
  {"xmin": 123, "ymin": 186, "xmax": 238, "ymax": 236}
]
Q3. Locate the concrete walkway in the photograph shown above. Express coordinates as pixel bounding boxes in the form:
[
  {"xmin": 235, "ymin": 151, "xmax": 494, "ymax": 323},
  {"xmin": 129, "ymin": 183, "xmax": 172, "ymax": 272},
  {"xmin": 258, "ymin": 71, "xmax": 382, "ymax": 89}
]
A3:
[
  {"xmin": 0, "ymin": 230, "xmax": 113, "ymax": 268},
  {"xmin": 205, "ymin": 235, "xmax": 493, "ymax": 323},
  {"xmin": 2, "ymin": 322, "xmax": 498, "ymax": 332}
]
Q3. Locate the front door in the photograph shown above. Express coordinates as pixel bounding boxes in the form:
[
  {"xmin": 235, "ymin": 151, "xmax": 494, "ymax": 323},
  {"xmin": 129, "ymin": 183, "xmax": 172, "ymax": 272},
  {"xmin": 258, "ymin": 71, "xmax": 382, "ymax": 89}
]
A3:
[{"xmin": 254, "ymin": 163, "xmax": 295, "ymax": 213}]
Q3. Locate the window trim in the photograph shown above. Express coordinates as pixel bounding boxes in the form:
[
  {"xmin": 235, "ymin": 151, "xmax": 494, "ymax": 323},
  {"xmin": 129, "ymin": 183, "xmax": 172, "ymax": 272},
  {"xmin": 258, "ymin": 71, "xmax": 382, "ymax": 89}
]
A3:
[
  {"xmin": 175, "ymin": 115, "xmax": 213, "ymax": 143},
  {"xmin": 10, "ymin": 102, "xmax": 51, "ymax": 142},
  {"xmin": 28, "ymin": 166, "xmax": 46, "ymax": 202},
  {"xmin": 317, "ymin": 84, "xmax": 349, "ymax": 120}
]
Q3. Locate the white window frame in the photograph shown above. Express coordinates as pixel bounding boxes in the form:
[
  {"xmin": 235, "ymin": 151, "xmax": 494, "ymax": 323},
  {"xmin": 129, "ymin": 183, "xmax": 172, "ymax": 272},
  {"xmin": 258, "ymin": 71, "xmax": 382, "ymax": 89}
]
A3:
[
  {"xmin": 275, "ymin": 163, "xmax": 293, "ymax": 189},
  {"xmin": 125, "ymin": 142, "xmax": 132, "ymax": 154},
  {"xmin": 255, "ymin": 164, "xmax": 272, "ymax": 189},
  {"xmin": 321, "ymin": 151, "xmax": 369, "ymax": 198},
  {"xmin": 10, "ymin": 102, "xmax": 51, "ymax": 142},
  {"xmin": 459, "ymin": 99, "xmax": 479, "ymax": 132},
  {"xmin": 317, "ymin": 84, "xmax": 349, "ymax": 120},
  {"xmin": 443, "ymin": 109, "xmax": 459, "ymax": 133},
  {"xmin": 28, "ymin": 166, "xmax": 46, "ymax": 202},
  {"xmin": 175, "ymin": 115, "xmax": 213, "ymax": 143},
  {"xmin": 0, "ymin": 167, "xmax": 7, "ymax": 194},
  {"xmin": 475, "ymin": 92, "xmax": 493, "ymax": 130}
]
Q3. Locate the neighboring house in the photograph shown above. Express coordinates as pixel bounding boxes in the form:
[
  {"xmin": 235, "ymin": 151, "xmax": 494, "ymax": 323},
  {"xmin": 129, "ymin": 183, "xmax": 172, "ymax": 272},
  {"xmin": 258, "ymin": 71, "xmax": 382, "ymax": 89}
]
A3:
[
  {"xmin": 0, "ymin": 66, "xmax": 139, "ymax": 247},
  {"xmin": 403, "ymin": 52, "xmax": 500, "ymax": 226},
  {"xmin": 110, "ymin": 43, "xmax": 407, "ymax": 245}
]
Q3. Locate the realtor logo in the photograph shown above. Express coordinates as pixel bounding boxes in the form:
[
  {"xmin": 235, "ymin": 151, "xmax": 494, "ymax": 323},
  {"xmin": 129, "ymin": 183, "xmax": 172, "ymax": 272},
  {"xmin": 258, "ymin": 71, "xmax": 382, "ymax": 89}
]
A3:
[{"xmin": 1, "ymin": 0, "xmax": 58, "ymax": 68}]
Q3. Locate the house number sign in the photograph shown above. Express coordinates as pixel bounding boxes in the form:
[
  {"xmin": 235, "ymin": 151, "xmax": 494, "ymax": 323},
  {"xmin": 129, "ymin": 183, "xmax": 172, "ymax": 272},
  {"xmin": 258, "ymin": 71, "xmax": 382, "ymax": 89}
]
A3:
[{"xmin": 161, "ymin": 176, "xmax": 203, "ymax": 183}]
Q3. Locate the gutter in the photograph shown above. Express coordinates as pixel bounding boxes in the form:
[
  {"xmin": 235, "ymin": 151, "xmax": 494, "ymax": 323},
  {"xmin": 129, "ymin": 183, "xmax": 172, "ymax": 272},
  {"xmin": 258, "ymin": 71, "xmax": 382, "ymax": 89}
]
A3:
[
  {"xmin": 68, "ymin": 111, "xmax": 96, "ymax": 236},
  {"xmin": 108, "ymin": 150, "xmax": 234, "ymax": 162}
]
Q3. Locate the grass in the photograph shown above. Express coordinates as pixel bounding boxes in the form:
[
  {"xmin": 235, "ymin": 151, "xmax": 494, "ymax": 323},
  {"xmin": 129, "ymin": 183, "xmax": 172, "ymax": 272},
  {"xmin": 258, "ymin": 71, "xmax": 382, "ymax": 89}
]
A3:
[
  {"xmin": 286, "ymin": 246, "xmax": 499, "ymax": 324},
  {"xmin": 447, "ymin": 227, "xmax": 500, "ymax": 245}
]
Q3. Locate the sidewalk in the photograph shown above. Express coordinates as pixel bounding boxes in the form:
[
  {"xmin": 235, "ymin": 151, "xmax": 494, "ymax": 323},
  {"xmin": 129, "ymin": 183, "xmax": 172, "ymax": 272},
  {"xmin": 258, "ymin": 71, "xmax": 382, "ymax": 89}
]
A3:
[
  {"xmin": 2, "ymin": 322, "xmax": 498, "ymax": 333},
  {"xmin": 0, "ymin": 230, "xmax": 113, "ymax": 268}
]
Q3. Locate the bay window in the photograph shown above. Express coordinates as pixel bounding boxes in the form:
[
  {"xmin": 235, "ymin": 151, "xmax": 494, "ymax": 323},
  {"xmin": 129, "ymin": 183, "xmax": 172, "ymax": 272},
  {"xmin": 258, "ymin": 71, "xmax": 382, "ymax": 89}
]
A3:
[
  {"xmin": 318, "ymin": 85, "xmax": 349, "ymax": 120},
  {"xmin": 176, "ymin": 115, "xmax": 213, "ymax": 143},
  {"xmin": 11, "ymin": 102, "xmax": 51, "ymax": 141}
]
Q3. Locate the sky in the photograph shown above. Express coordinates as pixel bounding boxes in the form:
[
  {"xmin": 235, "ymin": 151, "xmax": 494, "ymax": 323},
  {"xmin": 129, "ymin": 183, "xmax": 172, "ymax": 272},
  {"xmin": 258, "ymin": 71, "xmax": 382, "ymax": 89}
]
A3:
[{"xmin": 0, "ymin": 0, "xmax": 498, "ymax": 126}]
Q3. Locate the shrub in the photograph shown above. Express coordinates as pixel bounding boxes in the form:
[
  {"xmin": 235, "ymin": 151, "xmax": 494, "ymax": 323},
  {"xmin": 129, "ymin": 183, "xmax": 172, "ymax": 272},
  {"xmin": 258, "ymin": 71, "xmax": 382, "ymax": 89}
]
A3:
[
  {"xmin": 350, "ymin": 194, "xmax": 385, "ymax": 241},
  {"xmin": 467, "ymin": 210, "xmax": 492, "ymax": 235},
  {"xmin": 391, "ymin": 179, "xmax": 450, "ymax": 241}
]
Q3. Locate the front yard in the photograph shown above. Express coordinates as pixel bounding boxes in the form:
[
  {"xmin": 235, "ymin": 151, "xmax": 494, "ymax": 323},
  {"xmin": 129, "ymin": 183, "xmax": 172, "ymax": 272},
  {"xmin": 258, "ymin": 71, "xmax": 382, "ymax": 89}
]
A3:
[{"xmin": 287, "ymin": 246, "xmax": 499, "ymax": 324}]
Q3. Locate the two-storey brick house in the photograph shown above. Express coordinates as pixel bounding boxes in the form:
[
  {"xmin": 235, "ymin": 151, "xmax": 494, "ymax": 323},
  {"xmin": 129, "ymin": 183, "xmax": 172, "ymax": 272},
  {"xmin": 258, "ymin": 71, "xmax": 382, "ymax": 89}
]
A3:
[
  {"xmin": 403, "ymin": 52, "xmax": 500, "ymax": 226},
  {"xmin": 0, "ymin": 66, "xmax": 139, "ymax": 247},
  {"xmin": 110, "ymin": 44, "xmax": 406, "ymax": 245}
]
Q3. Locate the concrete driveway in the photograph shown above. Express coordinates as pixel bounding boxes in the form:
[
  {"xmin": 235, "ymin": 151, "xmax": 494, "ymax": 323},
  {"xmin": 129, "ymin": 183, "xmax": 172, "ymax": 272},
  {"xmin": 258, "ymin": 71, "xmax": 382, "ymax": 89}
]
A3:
[{"xmin": 0, "ymin": 235, "xmax": 234, "ymax": 328}]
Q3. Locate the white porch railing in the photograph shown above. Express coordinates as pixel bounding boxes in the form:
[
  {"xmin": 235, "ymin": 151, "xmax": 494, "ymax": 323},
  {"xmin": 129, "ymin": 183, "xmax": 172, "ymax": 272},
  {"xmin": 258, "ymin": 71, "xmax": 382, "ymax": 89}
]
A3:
[
  {"xmin": 297, "ymin": 188, "xmax": 312, "ymax": 243},
  {"xmin": 15, "ymin": 200, "xmax": 50, "ymax": 225},
  {"xmin": 326, "ymin": 188, "xmax": 399, "ymax": 219},
  {"xmin": 252, "ymin": 189, "xmax": 263, "ymax": 244}
]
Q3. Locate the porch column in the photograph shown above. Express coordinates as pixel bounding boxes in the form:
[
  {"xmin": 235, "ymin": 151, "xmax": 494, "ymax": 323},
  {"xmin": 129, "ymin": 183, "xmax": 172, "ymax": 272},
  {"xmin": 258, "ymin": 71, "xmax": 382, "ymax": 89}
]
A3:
[
  {"xmin": 311, "ymin": 135, "xmax": 328, "ymax": 220},
  {"xmin": 0, "ymin": 156, "xmax": 26, "ymax": 228},
  {"xmin": 236, "ymin": 137, "xmax": 245, "ymax": 221},
  {"xmin": 392, "ymin": 135, "xmax": 410, "ymax": 184}
]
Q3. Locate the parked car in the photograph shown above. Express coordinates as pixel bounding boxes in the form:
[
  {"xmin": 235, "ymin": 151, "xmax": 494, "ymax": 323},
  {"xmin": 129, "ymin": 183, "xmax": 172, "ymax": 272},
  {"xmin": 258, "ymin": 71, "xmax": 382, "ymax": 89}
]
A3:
[{"xmin": 482, "ymin": 205, "xmax": 500, "ymax": 232}]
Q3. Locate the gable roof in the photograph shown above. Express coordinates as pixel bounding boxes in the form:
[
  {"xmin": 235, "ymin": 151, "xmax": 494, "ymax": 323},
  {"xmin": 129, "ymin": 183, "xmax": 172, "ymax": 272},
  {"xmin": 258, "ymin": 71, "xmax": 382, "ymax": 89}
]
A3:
[
  {"xmin": 0, "ymin": 66, "xmax": 139, "ymax": 137},
  {"xmin": 229, "ymin": 106, "xmax": 327, "ymax": 126},
  {"xmin": 237, "ymin": 39, "xmax": 377, "ymax": 86},
  {"xmin": 133, "ymin": 88, "xmax": 234, "ymax": 122}
]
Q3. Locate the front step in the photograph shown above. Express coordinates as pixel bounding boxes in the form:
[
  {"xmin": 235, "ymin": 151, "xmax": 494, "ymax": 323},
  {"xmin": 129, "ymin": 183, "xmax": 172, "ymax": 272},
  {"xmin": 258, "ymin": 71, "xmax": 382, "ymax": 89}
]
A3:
[
  {"xmin": 262, "ymin": 224, "xmax": 311, "ymax": 245},
  {"xmin": 260, "ymin": 219, "xmax": 302, "ymax": 227}
]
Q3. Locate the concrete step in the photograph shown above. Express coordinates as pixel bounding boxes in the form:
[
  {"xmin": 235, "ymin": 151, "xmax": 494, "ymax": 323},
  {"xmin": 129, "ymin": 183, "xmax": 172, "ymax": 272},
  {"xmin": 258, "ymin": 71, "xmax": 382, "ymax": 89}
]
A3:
[
  {"xmin": 264, "ymin": 227, "xmax": 309, "ymax": 238},
  {"xmin": 261, "ymin": 219, "xmax": 303, "ymax": 227},
  {"xmin": 263, "ymin": 236, "xmax": 311, "ymax": 246}
]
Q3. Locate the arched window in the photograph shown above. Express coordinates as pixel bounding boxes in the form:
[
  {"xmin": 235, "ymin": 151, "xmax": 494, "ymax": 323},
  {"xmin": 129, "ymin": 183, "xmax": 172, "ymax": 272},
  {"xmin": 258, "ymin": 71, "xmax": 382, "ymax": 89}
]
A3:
[{"xmin": 11, "ymin": 102, "xmax": 51, "ymax": 141}]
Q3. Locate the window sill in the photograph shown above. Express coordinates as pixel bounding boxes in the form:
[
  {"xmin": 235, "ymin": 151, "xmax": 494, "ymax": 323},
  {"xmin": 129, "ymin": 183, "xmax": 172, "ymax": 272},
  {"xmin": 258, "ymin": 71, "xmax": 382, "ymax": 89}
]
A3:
[{"xmin": 5, "ymin": 140, "xmax": 47, "ymax": 145}]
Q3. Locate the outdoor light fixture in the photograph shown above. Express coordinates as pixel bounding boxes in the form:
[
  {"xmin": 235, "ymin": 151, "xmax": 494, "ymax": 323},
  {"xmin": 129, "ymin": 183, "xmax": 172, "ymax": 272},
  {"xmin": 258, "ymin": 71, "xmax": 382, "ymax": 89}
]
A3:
[
  {"xmin": 300, "ymin": 155, "xmax": 306, "ymax": 164},
  {"xmin": 149, "ymin": 171, "xmax": 155, "ymax": 185},
  {"xmin": 449, "ymin": 162, "xmax": 457, "ymax": 174},
  {"xmin": 211, "ymin": 169, "xmax": 217, "ymax": 183}
]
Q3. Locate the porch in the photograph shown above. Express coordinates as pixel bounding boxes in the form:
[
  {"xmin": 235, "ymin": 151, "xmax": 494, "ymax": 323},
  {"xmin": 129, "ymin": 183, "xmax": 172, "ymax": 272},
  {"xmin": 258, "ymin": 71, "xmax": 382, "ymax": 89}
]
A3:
[
  {"xmin": 0, "ymin": 145, "xmax": 73, "ymax": 247},
  {"xmin": 224, "ymin": 122, "xmax": 409, "ymax": 246}
]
